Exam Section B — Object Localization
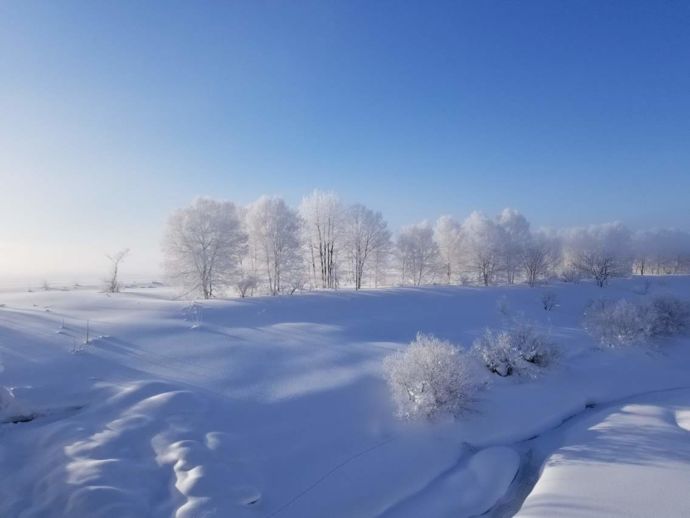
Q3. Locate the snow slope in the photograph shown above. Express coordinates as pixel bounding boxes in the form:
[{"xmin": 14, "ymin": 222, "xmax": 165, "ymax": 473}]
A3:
[
  {"xmin": 516, "ymin": 388, "xmax": 690, "ymax": 518},
  {"xmin": 0, "ymin": 277, "xmax": 689, "ymax": 517}
]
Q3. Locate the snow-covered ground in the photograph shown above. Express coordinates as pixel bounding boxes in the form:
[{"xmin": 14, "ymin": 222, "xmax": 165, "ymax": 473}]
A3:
[
  {"xmin": 1, "ymin": 277, "xmax": 689, "ymax": 517},
  {"xmin": 517, "ymin": 388, "xmax": 690, "ymax": 518}
]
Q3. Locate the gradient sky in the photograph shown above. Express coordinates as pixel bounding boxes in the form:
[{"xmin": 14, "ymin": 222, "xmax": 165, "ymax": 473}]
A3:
[{"xmin": 1, "ymin": 1, "xmax": 689, "ymax": 280}]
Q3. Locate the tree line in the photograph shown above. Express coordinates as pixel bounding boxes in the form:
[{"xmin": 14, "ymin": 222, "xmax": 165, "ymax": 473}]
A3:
[{"xmin": 160, "ymin": 190, "xmax": 690, "ymax": 298}]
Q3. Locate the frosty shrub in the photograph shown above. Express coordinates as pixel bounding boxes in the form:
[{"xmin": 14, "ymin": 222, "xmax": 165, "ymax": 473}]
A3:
[
  {"xmin": 541, "ymin": 291, "xmax": 558, "ymax": 311},
  {"xmin": 583, "ymin": 296, "xmax": 690, "ymax": 347},
  {"xmin": 384, "ymin": 334, "xmax": 475, "ymax": 420},
  {"xmin": 583, "ymin": 299, "xmax": 652, "ymax": 347},
  {"xmin": 235, "ymin": 275, "xmax": 259, "ymax": 298},
  {"xmin": 472, "ymin": 323, "xmax": 555, "ymax": 377},
  {"xmin": 508, "ymin": 323, "xmax": 556, "ymax": 367},
  {"xmin": 560, "ymin": 267, "xmax": 581, "ymax": 283},
  {"xmin": 473, "ymin": 330, "xmax": 521, "ymax": 377},
  {"xmin": 648, "ymin": 296, "xmax": 690, "ymax": 337}
]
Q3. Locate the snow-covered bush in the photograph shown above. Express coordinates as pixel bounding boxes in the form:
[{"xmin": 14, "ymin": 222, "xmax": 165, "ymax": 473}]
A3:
[
  {"xmin": 559, "ymin": 267, "xmax": 581, "ymax": 283},
  {"xmin": 473, "ymin": 330, "xmax": 521, "ymax": 377},
  {"xmin": 541, "ymin": 291, "xmax": 558, "ymax": 311},
  {"xmin": 648, "ymin": 296, "xmax": 690, "ymax": 336},
  {"xmin": 472, "ymin": 323, "xmax": 555, "ymax": 377},
  {"xmin": 583, "ymin": 299, "xmax": 652, "ymax": 347},
  {"xmin": 384, "ymin": 333, "xmax": 475, "ymax": 420},
  {"xmin": 508, "ymin": 323, "xmax": 556, "ymax": 367},
  {"xmin": 235, "ymin": 275, "xmax": 258, "ymax": 298},
  {"xmin": 583, "ymin": 296, "xmax": 690, "ymax": 347}
]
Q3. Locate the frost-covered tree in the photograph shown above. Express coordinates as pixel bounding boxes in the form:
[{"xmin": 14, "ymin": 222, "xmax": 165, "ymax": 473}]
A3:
[
  {"xmin": 246, "ymin": 196, "xmax": 302, "ymax": 295},
  {"xmin": 632, "ymin": 230, "xmax": 653, "ymax": 276},
  {"xmin": 497, "ymin": 208, "xmax": 530, "ymax": 284},
  {"xmin": 299, "ymin": 190, "xmax": 343, "ymax": 289},
  {"xmin": 384, "ymin": 333, "xmax": 476, "ymax": 420},
  {"xmin": 372, "ymin": 245, "xmax": 392, "ymax": 288},
  {"xmin": 633, "ymin": 229, "xmax": 690, "ymax": 275},
  {"xmin": 434, "ymin": 215, "xmax": 462, "ymax": 284},
  {"xmin": 521, "ymin": 232, "xmax": 559, "ymax": 287},
  {"xmin": 342, "ymin": 204, "xmax": 391, "ymax": 290},
  {"xmin": 105, "ymin": 248, "xmax": 129, "ymax": 293},
  {"xmin": 562, "ymin": 223, "xmax": 632, "ymax": 287},
  {"xmin": 163, "ymin": 198, "xmax": 248, "ymax": 299},
  {"xmin": 397, "ymin": 221, "xmax": 440, "ymax": 286},
  {"xmin": 460, "ymin": 212, "xmax": 506, "ymax": 286}
]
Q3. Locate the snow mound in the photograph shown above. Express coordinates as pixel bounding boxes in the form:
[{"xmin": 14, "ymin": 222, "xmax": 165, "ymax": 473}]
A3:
[
  {"xmin": 1, "ymin": 381, "xmax": 261, "ymax": 518},
  {"xmin": 674, "ymin": 409, "xmax": 690, "ymax": 433},
  {"xmin": 155, "ymin": 434, "xmax": 262, "ymax": 517},
  {"xmin": 517, "ymin": 389, "xmax": 690, "ymax": 517}
]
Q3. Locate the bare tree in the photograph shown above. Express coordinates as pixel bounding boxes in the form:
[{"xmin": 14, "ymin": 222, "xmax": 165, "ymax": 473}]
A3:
[
  {"xmin": 163, "ymin": 198, "xmax": 247, "ymax": 299},
  {"xmin": 105, "ymin": 248, "xmax": 130, "ymax": 293},
  {"xmin": 343, "ymin": 204, "xmax": 391, "ymax": 290},
  {"xmin": 299, "ymin": 190, "xmax": 343, "ymax": 289}
]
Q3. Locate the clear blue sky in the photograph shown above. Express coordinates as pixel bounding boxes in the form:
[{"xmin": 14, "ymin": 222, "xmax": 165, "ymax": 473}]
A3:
[{"xmin": 1, "ymin": 1, "xmax": 689, "ymax": 278}]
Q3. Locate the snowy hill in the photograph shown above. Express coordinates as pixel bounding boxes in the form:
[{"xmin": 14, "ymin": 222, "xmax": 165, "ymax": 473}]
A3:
[{"xmin": 1, "ymin": 277, "xmax": 690, "ymax": 517}]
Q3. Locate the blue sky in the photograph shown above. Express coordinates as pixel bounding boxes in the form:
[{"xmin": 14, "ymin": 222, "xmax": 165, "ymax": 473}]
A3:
[{"xmin": 1, "ymin": 1, "xmax": 689, "ymax": 277}]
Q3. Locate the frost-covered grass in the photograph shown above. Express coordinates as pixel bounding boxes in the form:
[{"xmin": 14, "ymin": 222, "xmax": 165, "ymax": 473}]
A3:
[{"xmin": 1, "ymin": 276, "xmax": 690, "ymax": 517}]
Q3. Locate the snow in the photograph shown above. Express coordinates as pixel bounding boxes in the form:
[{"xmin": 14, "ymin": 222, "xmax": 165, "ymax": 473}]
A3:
[
  {"xmin": 0, "ymin": 276, "xmax": 689, "ymax": 517},
  {"xmin": 381, "ymin": 446, "xmax": 520, "ymax": 518},
  {"xmin": 0, "ymin": 385, "xmax": 25, "ymax": 421},
  {"xmin": 517, "ymin": 389, "xmax": 690, "ymax": 518}
]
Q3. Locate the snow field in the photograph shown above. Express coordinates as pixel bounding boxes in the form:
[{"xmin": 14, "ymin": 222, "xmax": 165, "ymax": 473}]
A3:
[{"xmin": 0, "ymin": 276, "xmax": 689, "ymax": 517}]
